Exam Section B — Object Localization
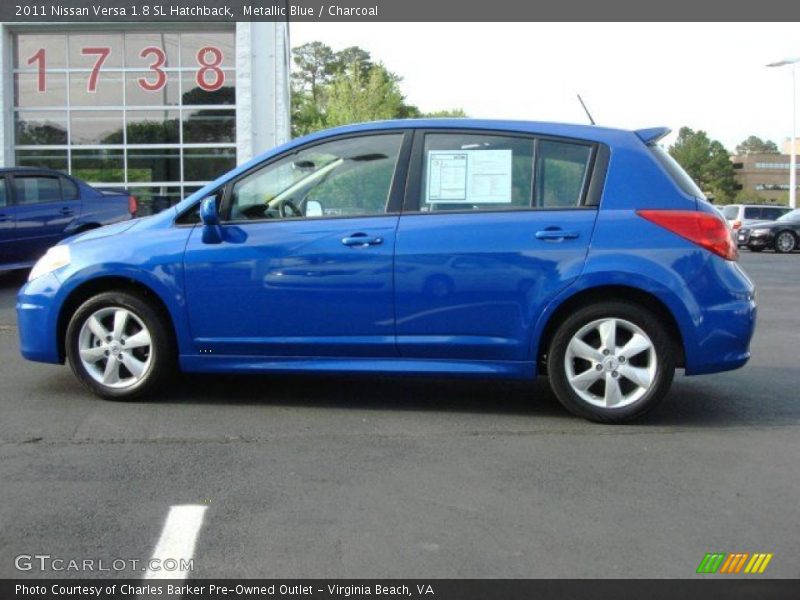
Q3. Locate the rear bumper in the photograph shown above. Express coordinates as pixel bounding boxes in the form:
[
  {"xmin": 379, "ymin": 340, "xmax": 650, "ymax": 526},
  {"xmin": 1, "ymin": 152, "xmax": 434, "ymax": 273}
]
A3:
[
  {"xmin": 17, "ymin": 273, "xmax": 63, "ymax": 364},
  {"xmin": 682, "ymin": 259, "xmax": 756, "ymax": 376}
]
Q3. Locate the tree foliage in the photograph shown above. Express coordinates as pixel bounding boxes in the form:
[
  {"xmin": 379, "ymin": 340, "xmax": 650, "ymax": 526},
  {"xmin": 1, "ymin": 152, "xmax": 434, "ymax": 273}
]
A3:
[
  {"xmin": 735, "ymin": 135, "xmax": 779, "ymax": 155},
  {"xmin": 668, "ymin": 127, "xmax": 737, "ymax": 203},
  {"xmin": 291, "ymin": 42, "xmax": 466, "ymax": 136}
]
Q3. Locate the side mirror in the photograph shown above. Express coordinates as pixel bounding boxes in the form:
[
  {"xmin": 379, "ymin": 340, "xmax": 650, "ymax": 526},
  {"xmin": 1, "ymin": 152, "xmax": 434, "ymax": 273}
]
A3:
[
  {"xmin": 200, "ymin": 196, "xmax": 222, "ymax": 244},
  {"xmin": 305, "ymin": 199, "xmax": 323, "ymax": 217}
]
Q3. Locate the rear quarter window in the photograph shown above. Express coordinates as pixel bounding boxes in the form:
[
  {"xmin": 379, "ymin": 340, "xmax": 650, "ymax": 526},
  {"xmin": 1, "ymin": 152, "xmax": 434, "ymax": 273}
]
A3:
[{"xmin": 722, "ymin": 205, "xmax": 739, "ymax": 219}]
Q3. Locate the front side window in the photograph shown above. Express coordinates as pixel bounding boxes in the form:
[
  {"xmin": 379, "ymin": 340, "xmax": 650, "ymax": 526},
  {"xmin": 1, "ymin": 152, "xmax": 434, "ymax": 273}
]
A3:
[
  {"xmin": 228, "ymin": 134, "xmax": 404, "ymax": 221},
  {"xmin": 13, "ymin": 176, "xmax": 61, "ymax": 204}
]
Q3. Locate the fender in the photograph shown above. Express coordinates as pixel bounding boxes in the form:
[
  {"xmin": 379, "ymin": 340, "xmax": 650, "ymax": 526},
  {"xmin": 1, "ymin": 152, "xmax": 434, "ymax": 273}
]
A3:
[{"xmin": 528, "ymin": 258, "xmax": 701, "ymax": 369}]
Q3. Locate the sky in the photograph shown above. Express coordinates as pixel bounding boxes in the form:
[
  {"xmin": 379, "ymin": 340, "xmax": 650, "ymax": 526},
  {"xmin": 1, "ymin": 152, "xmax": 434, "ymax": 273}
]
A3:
[{"xmin": 290, "ymin": 22, "xmax": 800, "ymax": 151}]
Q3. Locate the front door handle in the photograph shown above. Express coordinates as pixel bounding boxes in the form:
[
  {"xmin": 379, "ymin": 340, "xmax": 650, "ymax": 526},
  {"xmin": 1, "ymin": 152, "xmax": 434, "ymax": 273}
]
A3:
[
  {"xmin": 342, "ymin": 233, "xmax": 383, "ymax": 247},
  {"xmin": 535, "ymin": 229, "xmax": 579, "ymax": 241}
]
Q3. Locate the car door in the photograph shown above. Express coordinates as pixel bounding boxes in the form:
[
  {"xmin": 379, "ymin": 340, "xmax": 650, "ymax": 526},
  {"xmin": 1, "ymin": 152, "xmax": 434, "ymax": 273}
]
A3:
[
  {"xmin": 183, "ymin": 131, "xmax": 410, "ymax": 357},
  {"xmin": 11, "ymin": 173, "xmax": 81, "ymax": 263},
  {"xmin": 0, "ymin": 176, "xmax": 19, "ymax": 266},
  {"xmin": 394, "ymin": 130, "xmax": 603, "ymax": 361}
]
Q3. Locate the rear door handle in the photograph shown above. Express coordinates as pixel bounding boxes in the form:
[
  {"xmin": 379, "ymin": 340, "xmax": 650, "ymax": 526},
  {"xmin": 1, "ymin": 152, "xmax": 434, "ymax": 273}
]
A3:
[
  {"xmin": 60, "ymin": 207, "xmax": 74, "ymax": 216},
  {"xmin": 0, "ymin": 213, "xmax": 10, "ymax": 222},
  {"xmin": 342, "ymin": 233, "xmax": 383, "ymax": 247},
  {"xmin": 535, "ymin": 229, "xmax": 579, "ymax": 241}
]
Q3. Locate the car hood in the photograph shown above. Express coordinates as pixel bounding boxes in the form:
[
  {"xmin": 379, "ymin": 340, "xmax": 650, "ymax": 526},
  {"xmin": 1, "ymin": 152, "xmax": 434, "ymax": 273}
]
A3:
[
  {"xmin": 62, "ymin": 218, "xmax": 142, "ymax": 245},
  {"xmin": 741, "ymin": 220, "xmax": 778, "ymax": 230}
]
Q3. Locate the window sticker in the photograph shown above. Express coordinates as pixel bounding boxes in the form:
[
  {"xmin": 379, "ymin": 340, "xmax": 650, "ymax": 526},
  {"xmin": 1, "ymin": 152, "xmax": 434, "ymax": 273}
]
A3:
[{"xmin": 426, "ymin": 149, "xmax": 512, "ymax": 204}]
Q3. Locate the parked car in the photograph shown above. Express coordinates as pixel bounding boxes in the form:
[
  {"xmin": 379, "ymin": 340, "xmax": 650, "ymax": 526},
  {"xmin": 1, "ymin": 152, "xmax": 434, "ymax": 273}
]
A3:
[
  {"xmin": 0, "ymin": 168, "xmax": 136, "ymax": 272},
  {"xmin": 737, "ymin": 208, "xmax": 800, "ymax": 253},
  {"xmin": 16, "ymin": 120, "xmax": 756, "ymax": 423},
  {"xmin": 721, "ymin": 203, "xmax": 792, "ymax": 242}
]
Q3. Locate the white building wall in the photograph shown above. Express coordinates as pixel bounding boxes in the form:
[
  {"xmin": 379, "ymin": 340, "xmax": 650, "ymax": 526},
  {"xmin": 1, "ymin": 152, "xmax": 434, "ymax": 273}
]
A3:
[{"xmin": 235, "ymin": 21, "xmax": 291, "ymax": 166}]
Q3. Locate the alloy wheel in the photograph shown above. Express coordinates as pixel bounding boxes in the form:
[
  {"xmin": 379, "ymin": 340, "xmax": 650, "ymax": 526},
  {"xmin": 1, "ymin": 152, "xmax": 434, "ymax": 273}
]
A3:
[
  {"xmin": 77, "ymin": 307, "xmax": 153, "ymax": 389},
  {"xmin": 564, "ymin": 317, "xmax": 657, "ymax": 409}
]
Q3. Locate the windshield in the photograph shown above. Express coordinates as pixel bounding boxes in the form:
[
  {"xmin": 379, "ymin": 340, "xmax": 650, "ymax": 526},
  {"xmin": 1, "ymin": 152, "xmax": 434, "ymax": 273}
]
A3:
[
  {"xmin": 777, "ymin": 208, "xmax": 800, "ymax": 222},
  {"xmin": 650, "ymin": 145, "xmax": 706, "ymax": 200}
]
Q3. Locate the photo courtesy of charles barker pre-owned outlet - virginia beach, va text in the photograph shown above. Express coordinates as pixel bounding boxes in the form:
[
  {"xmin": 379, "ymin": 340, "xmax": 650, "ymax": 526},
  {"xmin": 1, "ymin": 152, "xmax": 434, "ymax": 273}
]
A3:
[{"xmin": 0, "ymin": 1, "xmax": 798, "ymax": 599}]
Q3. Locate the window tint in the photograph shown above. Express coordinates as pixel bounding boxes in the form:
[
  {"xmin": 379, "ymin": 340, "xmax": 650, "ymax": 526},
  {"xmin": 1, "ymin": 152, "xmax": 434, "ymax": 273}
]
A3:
[
  {"xmin": 535, "ymin": 140, "xmax": 592, "ymax": 208},
  {"xmin": 0, "ymin": 178, "xmax": 6, "ymax": 207},
  {"xmin": 420, "ymin": 133, "xmax": 533, "ymax": 211},
  {"xmin": 13, "ymin": 176, "xmax": 62, "ymax": 204},
  {"xmin": 743, "ymin": 207, "xmax": 760, "ymax": 219},
  {"xmin": 61, "ymin": 177, "xmax": 79, "ymax": 201},
  {"xmin": 228, "ymin": 134, "xmax": 403, "ymax": 221},
  {"xmin": 722, "ymin": 205, "xmax": 739, "ymax": 219}
]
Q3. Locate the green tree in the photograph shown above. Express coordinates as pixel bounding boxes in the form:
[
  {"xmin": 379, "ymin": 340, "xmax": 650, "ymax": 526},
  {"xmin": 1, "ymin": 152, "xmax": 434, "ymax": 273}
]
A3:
[
  {"xmin": 325, "ymin": 61, "xmax": 405, "ymax": 127},
  {"xmin": 291, "ymin": 41, "xmax": 469, "ymax": 136},
  {"xmin": 422, "ymin": 108, "xmax": 468, "ymax": 118},
  {"xmin": 669, "ymin": 127, "xmax": 737, "ymax": 203},
  {"xmin": 735, "ymin": 135, "xmax": 779, "ymax": 155}
]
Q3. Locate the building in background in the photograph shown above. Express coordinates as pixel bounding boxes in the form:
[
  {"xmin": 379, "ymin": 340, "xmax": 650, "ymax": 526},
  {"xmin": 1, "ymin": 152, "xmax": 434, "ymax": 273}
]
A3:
[
  {"xmin": 731, "ymin": 143, "xmax": 800, "ymax": 205},
  {"xmin": 0, "ymin": 22, "xmax": 290, "ymax": 214}
]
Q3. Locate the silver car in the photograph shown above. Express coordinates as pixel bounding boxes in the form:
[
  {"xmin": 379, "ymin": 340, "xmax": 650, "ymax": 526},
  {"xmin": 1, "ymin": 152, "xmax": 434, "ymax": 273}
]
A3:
[{"xmin": 721, "ymin": 204, "xmax": 792, "ymax": 244}]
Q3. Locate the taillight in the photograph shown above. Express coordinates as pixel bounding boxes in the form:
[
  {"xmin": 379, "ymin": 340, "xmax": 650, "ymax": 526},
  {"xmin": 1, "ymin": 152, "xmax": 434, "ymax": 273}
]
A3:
[
  {"xmin": 732, "ymin": 220, "xmax": 742, "ymax": 230},
  {"xmin": 128, "ymin": 195, "xmax": 138, "ymax": 217},
  {"xmin": 637, "ymin": 209, "xmax": 738, "ymax": 261}
]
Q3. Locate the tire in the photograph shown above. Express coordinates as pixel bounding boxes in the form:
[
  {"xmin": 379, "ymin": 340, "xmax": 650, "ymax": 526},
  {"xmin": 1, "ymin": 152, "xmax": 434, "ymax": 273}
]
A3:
[
  {"xmin": 65, "ymin": 290, "xmax": 175, "ymax": 400},
  {"xmin": 546, "ymin": 302, "xmax": 676, "ymax": 423},
  {"xmin": 773, "ymin": 231, "xmax": 797, "ymax": 254}
]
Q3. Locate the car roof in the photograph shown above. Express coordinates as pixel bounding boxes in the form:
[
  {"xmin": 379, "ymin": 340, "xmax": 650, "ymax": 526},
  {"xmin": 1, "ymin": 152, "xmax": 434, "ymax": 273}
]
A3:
[
  {"xmin": 292, "ymin": 118, "xmax": 660, "ymax": 147},
  {"xmin": 0, "ymin": 166, "xmax": 68, "ymax": 175}
]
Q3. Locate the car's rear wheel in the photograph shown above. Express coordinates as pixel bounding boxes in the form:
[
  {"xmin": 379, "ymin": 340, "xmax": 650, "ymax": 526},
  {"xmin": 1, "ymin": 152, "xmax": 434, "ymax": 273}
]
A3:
[
  {"xmin": 546, "ymin": 302, "xmax": 675, "ymax": 423},
  {"xmin": 774, "ymin": 231, "xmax": 797, "ymax": 253},
  {"xmin": 66, "ymin": 291, "xmax": 174, "ymax": 400}
]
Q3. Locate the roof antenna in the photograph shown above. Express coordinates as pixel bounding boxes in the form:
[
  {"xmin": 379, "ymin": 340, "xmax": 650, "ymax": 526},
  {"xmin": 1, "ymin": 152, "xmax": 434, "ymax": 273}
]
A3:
[{"xmin": 577, "ymin": 94, "xmax": 596, "ymax": 125}]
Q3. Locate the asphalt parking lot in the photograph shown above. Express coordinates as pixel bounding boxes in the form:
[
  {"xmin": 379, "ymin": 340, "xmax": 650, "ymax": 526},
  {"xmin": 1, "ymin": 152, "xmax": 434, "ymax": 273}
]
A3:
[{"xmin": 1, "ymin": 251, "xmax": 798, "ymax": 579}]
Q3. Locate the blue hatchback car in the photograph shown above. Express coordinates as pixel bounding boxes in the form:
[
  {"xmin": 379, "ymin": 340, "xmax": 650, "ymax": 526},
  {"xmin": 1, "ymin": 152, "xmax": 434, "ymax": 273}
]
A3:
[{"xmin": 17, "ymin": 120, "xmax": 756, "ymax": 422}]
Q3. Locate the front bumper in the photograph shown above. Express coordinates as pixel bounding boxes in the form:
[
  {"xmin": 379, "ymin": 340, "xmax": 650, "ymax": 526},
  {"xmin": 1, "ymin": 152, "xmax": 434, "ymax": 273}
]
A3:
[
  {"xmin": 17, "ymin": 272, "xmax": 64, "ymax": 364},
  {"xmin": 738, "ymin": 229, "xmax": 772, "ymax": 249}
]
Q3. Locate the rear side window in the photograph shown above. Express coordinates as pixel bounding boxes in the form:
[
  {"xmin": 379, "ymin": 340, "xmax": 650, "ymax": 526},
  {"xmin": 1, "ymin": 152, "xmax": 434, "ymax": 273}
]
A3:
[
  {"xmin": 743, "ymin": 207, "xmax": 760, "ymax": 219},
  {"xmin": 535, "ymin": 140, "xmax": 592, "ymax": 208},
  {"xmin": 722, "ymin": 205, "xmax": 739, "ymax": 219},
  {"xmin": 650, "ymin": 145, "xmax": 705, "ymax": 199},
  {"xmin": 13, "ymin": 176, "xmax": 62, "ymax": 205},
  {"xmin": 61, "ymin": 177, "xmax": 79, "ymax": 201},
  {"xmin": 0, "ymin": 177, "xmax": 6, "ymax": 207},
  {"xmin": 421, "ymin": 133, "xmax": 534, "ymax": 211}
]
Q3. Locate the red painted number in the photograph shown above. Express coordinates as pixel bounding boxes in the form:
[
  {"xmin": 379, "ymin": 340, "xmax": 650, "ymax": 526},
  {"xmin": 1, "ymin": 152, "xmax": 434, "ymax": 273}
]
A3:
[
  {"xmin": 137, "ymin": 46, "xmax": 167, "ymax": 92},
  {"xmin": 26, "ymin": 48, "xmax": 46, "ymax": 92},
  {"xmin": 196, "ymin": 46, "xmax": 224, "ymax": 92},
  {"xmin": 81, "ymin": 47, "xmax": 111, "ymax": 92}
]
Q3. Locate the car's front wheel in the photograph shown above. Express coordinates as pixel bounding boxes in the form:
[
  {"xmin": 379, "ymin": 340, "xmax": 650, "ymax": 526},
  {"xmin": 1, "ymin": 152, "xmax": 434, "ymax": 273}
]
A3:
[
  {"xmin": 65, "ymin": 291, "xmax": 174, "ymax": 400},
  {"xmin": 774, "ymin": 230, "xmax": 797, "ymax": 254},
  {"xmin": 546, "ymin": 302, "xmax": 675, "ymax": 423}
]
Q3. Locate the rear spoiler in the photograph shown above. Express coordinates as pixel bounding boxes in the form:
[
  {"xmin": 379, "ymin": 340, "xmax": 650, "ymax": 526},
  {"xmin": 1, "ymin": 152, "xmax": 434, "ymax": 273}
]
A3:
[{"xmin": 635, "ymin": 127, "xmax": 671, "ymax": 145}]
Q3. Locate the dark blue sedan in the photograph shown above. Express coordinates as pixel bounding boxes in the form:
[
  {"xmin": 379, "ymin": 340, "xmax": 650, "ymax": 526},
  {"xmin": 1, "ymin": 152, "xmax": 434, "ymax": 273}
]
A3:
[
  {"xmin": 16, "ymin": 120, "xmax": 756, "ymax": 423},
  {"xmin": 0, "ymin": 167, "xmax": 135, "ymax": 272}
]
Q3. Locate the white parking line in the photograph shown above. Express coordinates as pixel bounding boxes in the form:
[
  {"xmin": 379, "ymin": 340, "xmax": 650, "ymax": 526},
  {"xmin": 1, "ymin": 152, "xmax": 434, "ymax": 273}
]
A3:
[{"xmin": 144, "ymin": 504, "xmax": 207, "ymax": 580}]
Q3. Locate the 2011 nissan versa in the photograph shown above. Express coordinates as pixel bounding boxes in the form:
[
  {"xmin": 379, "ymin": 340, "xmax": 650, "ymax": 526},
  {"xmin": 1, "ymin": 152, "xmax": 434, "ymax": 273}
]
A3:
[{"xmin": 16, "ymin": 119, "xmax": 757, "ymax": 422}]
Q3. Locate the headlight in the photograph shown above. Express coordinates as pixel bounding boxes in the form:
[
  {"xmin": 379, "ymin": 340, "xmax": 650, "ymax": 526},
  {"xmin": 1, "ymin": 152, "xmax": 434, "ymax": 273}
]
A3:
[
  {"xmin": 28, "ymin": 245, "xmax": 71, "ymax": 281},
  {"xmin": 752, "ymin": 228, "xmax": 771, "ymax": 236}
]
